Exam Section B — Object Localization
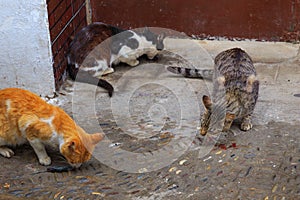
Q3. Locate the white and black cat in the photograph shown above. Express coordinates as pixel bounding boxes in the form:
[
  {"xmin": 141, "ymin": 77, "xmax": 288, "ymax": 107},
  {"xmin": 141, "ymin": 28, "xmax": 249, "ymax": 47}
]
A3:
[{"xmin": 67, "ymin": 22, "xmax": 166, "ymax": 97}]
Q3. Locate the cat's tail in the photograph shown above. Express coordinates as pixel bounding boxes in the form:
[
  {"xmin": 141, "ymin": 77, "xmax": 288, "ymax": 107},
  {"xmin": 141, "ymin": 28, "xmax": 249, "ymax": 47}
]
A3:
[
  {"xmin": 67, "ymin": 66, "xmax": 114, "ymax": 97},
  {"xmin": 96, "ymin": 79, "xmax": 114, "ymax": 97},
  {"xmin": 77, "ymin": 76, "xmax": 114, "ymax": 97},
  {"xmin": 166, "ymin": 66, "xmax": 214, "ymax": 79}
]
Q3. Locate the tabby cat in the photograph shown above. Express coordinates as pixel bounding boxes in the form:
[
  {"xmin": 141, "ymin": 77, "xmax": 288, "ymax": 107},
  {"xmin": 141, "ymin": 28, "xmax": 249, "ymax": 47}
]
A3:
[
  {"xmin": 0, "ymin": 88, "xmax": 104, "ymax": 167},
  {"xmin": 167, "ymin": 48, "xmax": 259, "ymax": 135},
  {"xmin": 67, "ymin": 22, "xmax": 166, "ymax": 97}
]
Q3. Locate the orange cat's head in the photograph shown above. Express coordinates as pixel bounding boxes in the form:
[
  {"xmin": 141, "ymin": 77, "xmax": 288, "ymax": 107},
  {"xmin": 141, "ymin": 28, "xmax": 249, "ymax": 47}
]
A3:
[{"xmin": 60, "ymin": 126, "xmax": 104, "ymax": 168}]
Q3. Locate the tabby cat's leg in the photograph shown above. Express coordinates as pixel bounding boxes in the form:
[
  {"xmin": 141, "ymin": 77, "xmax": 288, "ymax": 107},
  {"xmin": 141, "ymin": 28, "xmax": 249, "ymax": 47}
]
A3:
[
  {"xmin": 222, "ymin": 113, "xmax": 235, "ymax": 132},
  {"xmin": 28, "ymin": 139, "xmax": 51, "ymax": 165},
  {"xmin": 241, "ymin": 115, "xmax": 253, "ymax": 131},
  {"xmin": 0, "ymin": 147, "xmax": 14, "ymax": 158}
]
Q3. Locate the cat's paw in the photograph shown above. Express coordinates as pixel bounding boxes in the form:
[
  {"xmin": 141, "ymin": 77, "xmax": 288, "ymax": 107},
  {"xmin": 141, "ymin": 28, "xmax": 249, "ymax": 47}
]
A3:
[
  {"xmin": 0, "ymin": 147, "xmax": 15, "ymax": 158},
  {"xmin": 102, "ymin": 67, "xmax": 114, "ymax": 75},
  {"xmin": 127, "ymin": 60, "xmax": 139, "ymax": 66},
  {"xmin": 240, "ymin": 122, "xmax": 253, "ymax": 131},
  {"xmin": 39, "ymin": 156, "xmax": 51, "ymax": 166},
  {"xmin": 147, "ymin": 53, "xmax": 157, "ymax": 60}
]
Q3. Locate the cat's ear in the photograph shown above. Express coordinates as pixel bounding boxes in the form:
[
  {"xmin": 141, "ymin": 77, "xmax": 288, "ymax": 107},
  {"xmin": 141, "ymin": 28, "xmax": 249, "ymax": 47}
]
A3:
[
  {"xmin": 158, "ymin": 32, "xmax": 166, "ymax": 40},
  {"xmin": 90, "ymin": 133, "xmax": 105, "ymax": 145},
  {"xmin": 202, "ymin": 95, "xmax": 212, "ymax": 110}
]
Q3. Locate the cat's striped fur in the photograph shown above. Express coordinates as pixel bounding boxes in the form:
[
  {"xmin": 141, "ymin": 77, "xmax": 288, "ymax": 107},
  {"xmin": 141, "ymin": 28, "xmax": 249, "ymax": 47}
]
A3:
[
  {"xmin": 167, "ymin": 48, "xmax": 259, "ymax": 135},
  {"xmin": 166, "ymin": 66, "xmax": 213, "ymax": 79}
]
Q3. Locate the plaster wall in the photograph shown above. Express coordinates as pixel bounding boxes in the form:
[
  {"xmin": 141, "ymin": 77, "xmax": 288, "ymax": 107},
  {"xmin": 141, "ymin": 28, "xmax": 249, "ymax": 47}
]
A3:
[{"xmin": 0, "ymin": 0, "xmax": 54, "ymax": 96}]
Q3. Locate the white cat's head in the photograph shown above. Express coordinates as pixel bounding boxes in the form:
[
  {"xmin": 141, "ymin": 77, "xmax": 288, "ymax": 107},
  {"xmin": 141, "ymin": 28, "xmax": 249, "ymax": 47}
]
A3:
[{"xmin": 141, "ymin": 27, "xmax": 166, "ymax": 51}]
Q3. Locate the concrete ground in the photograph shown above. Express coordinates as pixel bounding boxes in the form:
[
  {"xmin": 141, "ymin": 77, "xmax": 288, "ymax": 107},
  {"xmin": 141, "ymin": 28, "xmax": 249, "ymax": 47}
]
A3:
[{"xmin": 0, "ymin": 39, "xmax": 300, "ymax": 200}]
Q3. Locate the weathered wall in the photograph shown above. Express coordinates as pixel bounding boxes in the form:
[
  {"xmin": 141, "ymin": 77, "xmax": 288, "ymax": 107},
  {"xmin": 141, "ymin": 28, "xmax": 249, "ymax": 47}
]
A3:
[
  {"xmin": 0, "ymin": 0, "xmax": 54, "ymax": 96},
  {"xmin": 47, "ymin": 0, "xmax": 88, "ymax": 89},
  {"xmin": 91, "ymin": 0, "xmax": 300, "ymax": 42}
]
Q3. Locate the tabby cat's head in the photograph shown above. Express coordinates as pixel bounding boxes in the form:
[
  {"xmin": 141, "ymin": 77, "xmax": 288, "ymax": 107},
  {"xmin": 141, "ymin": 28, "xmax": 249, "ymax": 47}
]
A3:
[
  {"xmin": 60, "ymin": 126, "xmax": 105, "ymax": 168},
  {"xmin": 200, "ymin": 95, "xmax": 212, "ymax": 136}
]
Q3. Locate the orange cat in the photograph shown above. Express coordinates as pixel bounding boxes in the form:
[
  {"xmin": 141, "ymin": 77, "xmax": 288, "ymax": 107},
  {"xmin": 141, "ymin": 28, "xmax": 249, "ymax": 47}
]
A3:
[{"xmin": 0, "ymin": 88, "xmax": 104, "ymax": 167}]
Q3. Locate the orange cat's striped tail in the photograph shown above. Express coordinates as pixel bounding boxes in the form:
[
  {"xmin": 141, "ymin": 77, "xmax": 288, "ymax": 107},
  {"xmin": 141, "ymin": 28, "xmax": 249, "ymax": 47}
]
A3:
[{"xmin": 167, "ymin": 66, "xmax": 214, "ymax": 79}]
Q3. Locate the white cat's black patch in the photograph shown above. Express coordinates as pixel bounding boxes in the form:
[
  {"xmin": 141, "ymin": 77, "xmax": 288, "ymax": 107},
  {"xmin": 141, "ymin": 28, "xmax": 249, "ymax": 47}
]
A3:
[{"xmin": 67, "ymin": 22, "xmax": 166, "ymax": 97}]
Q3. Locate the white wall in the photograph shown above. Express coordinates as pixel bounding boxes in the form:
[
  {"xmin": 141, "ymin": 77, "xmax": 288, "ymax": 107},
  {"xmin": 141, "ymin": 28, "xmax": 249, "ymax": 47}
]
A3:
[{"xmin": 0, "ymin": 0, "xmax": 54, "ymax": 96}]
